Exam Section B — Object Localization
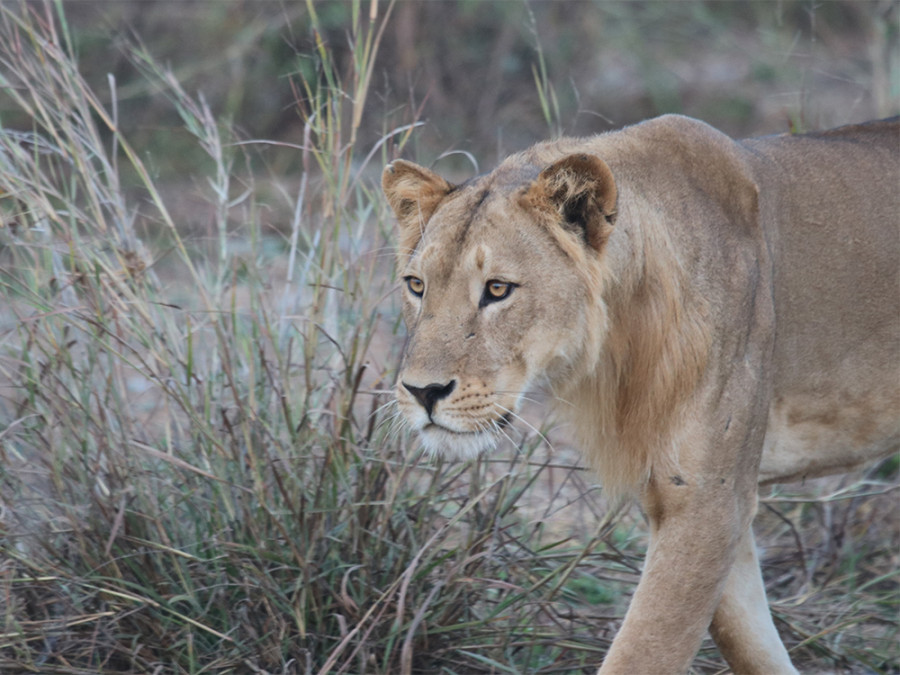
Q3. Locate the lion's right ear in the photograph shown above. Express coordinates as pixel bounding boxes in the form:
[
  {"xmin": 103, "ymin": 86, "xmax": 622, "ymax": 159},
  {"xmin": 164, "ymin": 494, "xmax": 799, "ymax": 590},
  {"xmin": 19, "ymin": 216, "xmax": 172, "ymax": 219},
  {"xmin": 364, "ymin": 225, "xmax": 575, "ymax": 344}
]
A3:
[{"xmin": 382, "ymin": 160, "xmax": 453, "ymax": 255}]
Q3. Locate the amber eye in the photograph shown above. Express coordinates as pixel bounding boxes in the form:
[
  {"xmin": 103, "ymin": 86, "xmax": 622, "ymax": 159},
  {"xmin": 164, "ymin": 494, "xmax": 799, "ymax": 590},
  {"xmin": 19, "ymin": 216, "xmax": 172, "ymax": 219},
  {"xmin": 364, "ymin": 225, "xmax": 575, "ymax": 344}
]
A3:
[
  {"xmin": 487, "ymin": 281, "xmax": 511, "ymax": 299},
  {"xmin": 405, "ymin": 276, "xmax": 425, "ymax": 297},
  {"xmin": 480, "ymin": 280, "xmax": 516, "ymax": 308}
]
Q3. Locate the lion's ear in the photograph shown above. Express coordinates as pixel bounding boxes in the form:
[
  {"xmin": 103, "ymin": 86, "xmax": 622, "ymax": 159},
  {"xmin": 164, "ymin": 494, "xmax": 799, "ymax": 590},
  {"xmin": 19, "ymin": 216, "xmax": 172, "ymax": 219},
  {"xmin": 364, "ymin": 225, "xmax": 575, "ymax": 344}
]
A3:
[
  {"xmin": 529, "ymin": 153, "xmax": 617, "ymax": 252},
  {"xmin": 382, "ymin": 160, "xmax": 453, "ymax": 255}
]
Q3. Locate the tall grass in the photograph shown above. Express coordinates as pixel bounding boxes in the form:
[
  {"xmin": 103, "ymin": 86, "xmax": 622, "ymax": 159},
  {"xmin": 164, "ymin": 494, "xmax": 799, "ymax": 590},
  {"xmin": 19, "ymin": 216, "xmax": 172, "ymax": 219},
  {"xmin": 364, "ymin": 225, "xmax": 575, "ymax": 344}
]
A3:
[
  {"xmin": 0, "ymin": 2, "xmax": 896, "ymax": 674},
  {"xmin": 0, "ymin": 3, "xmax": 622, "ymax": 673}
]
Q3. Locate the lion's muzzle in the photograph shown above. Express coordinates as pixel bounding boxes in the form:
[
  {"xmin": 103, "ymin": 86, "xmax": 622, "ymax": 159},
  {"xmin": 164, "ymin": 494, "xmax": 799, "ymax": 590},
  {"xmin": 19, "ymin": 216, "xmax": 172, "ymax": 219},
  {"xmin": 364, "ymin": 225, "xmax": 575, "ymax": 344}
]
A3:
[{"xmin": 396, "ymin": 374, "xmax": 519, "ymax": 459}]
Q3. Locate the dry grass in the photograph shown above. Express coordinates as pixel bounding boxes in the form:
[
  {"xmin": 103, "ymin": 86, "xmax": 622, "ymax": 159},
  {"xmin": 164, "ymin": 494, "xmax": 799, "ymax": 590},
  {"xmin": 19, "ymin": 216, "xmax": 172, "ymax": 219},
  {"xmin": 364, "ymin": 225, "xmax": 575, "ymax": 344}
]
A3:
[{"xmin": 0, "ymin": 2, "xmax": 896, "ymax": 674}]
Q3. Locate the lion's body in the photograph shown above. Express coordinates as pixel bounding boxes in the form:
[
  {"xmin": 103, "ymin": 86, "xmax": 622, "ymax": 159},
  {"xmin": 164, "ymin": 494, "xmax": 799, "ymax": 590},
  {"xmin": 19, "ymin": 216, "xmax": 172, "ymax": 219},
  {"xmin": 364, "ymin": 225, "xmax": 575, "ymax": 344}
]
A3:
[
  {"xmin": 747, "ymin": 124, "xmax": 900, "ymax": 484},
  {"xmin": 383, "ymin": 116, "xmax": 899, "ymax": 674}
]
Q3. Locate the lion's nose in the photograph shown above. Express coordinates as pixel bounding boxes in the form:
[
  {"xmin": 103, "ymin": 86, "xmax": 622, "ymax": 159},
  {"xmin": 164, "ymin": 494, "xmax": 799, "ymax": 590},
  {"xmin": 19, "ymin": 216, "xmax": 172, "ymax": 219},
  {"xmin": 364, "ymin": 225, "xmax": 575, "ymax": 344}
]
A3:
[{"xmin": 402, "ymin": 380, "xmax": 456, "ymax": 418}]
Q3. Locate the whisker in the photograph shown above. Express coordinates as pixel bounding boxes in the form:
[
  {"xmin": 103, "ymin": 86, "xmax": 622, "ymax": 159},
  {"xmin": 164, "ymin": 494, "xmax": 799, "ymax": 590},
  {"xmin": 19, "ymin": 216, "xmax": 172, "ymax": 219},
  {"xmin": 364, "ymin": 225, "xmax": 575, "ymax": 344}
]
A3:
[
  {"xmin": 493, "ymin": 419, "xmax": 523, "ymax": 456},
  {"xmin": 378, "ymin": 414, "xmax": 406, "ymax": 441},
  {"xmin": 493, "ymin": 402, "xmax": 559, "ymax": 454},
  {"xmin": 371, "ymin": 397, "xmax": 400, "ymax": 421},
  {"xmin": 493, "ymin": 388, "xmax": 576, "ymax": 410},
  {"xmin": 376, "ymin": 408, "xmax": 409, "ymax": 446},
  {"xmin": 370, "ymin": 403, "xmax": 402, "ymax": 435}
]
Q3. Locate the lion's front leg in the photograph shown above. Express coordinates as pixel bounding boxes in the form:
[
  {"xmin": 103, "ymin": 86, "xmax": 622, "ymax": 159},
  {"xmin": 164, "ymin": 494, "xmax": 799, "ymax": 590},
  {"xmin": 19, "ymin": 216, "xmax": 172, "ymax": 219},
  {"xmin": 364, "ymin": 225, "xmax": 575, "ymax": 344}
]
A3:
[
  {"xmin": 598, "ymin": 473, "xmax": 754, "ymax": 674},
  {"xmin": 710, "ymin": 523, "xmax": 798, "ymax": 674}
]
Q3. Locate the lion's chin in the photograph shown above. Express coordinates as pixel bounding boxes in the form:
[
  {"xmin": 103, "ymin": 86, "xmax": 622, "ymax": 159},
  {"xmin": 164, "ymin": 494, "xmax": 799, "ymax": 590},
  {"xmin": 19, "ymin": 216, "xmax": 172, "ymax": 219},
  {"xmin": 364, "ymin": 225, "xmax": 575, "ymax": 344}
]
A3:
[{"xmin": 417, "ymin": 424, "xmax": 499, "ymax": 461}]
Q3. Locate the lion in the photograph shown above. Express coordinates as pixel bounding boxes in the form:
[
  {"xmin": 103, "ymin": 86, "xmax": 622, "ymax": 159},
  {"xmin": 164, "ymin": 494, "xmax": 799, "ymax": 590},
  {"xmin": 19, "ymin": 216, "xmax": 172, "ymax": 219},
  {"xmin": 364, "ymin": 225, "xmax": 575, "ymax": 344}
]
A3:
[{"xmin": 382, "ymin": 115, "xmax": 899, "ymax": 674}]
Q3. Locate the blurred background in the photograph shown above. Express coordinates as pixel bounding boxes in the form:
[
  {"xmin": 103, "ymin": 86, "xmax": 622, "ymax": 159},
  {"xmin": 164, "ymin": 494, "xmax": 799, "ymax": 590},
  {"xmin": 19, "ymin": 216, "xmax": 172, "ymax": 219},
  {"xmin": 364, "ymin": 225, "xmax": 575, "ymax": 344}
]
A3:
[{"xmin": 53, "ymin": 0, "xmax": 899, "ymax": 178}]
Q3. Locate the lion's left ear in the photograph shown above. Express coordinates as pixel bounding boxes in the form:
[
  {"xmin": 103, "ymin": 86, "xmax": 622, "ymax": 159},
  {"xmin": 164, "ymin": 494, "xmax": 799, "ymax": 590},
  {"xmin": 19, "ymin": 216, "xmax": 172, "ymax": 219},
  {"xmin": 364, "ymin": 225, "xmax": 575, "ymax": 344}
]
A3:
[{"xmin": 527, "ymin": 153, "xmax": 618, "ymax": 252}]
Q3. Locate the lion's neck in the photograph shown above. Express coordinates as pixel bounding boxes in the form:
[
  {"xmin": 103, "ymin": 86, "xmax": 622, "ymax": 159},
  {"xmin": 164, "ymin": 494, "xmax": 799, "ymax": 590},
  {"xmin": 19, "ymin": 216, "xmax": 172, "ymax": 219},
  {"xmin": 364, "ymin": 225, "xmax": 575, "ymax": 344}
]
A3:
[{"xmin": 559, "ymin": 196, "xmax": 710, "ymax": 497}]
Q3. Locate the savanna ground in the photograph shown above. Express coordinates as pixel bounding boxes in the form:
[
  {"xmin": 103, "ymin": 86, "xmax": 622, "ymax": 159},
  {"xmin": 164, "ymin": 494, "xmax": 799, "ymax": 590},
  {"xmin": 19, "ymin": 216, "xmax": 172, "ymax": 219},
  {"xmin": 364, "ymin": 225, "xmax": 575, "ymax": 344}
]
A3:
[{"xmin": 0, "ymin": 1, "xmax": 897, "ymax": 673}]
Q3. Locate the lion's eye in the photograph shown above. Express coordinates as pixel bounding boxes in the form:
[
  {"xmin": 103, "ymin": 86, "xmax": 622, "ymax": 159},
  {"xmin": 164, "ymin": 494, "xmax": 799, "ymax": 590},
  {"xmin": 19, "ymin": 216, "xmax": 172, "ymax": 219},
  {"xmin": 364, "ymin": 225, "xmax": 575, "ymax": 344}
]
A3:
[
  {"xmin": 480, "ymin": 280, "xmax": 516, "ymax": 307},
  {"xmin": 405, "ymin": 276, "xmax": 425, "ymax": 297},
  {"xmin": 487, "ymin": 281, "xmax": 511, "ymax": 298}
]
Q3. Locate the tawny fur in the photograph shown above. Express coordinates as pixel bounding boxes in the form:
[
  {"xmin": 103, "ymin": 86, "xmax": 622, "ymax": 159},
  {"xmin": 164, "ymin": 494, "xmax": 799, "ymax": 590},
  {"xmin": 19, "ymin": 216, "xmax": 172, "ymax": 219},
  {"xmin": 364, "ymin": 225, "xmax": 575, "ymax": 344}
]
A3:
[{"xmin": 383, "ymin": 114, "xmax": 899, "ymax": 674}]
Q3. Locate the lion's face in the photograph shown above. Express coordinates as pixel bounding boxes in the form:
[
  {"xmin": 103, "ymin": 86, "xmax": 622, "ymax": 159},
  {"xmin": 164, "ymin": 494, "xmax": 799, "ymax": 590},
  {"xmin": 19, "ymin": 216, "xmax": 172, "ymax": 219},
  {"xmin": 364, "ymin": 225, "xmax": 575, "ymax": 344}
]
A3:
[{"xmin": 383, "ymin": 155, "xmax": 617, "ymax": 458}]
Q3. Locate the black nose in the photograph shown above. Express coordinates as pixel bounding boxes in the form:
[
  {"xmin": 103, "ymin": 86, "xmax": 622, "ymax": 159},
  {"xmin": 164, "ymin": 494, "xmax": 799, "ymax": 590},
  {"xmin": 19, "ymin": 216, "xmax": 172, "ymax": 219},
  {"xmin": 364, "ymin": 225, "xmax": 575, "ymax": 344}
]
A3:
[{"xmin": 402, "ymin": 380, "xmax": 456, "ymax": 417}]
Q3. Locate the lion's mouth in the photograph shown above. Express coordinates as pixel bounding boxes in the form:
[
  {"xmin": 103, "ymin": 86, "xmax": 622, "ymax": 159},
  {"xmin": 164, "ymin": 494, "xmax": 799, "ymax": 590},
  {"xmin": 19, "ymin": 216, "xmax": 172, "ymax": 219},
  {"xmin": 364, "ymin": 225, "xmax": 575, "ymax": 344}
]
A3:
[
  {"xmin": 416, "ymin": 413, "xmax": 513, "ymax": 460},
  {"xmin": 423, "ymin": 412, "xmax": 513, "ymax": 435}
]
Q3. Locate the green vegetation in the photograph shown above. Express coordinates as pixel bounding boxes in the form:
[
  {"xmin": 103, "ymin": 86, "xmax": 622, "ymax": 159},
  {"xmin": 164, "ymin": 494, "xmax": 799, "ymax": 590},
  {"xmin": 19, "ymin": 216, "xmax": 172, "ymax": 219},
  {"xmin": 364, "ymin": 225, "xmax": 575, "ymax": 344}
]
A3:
[{"xmin": 0, "ymin": 1, "xmax": 896, "ymax": 673}]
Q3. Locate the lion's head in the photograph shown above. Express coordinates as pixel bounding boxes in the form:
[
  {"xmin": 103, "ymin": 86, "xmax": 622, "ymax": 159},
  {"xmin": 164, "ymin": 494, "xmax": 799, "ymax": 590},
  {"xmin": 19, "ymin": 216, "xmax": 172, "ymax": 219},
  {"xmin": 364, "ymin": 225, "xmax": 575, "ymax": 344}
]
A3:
[{"xmin": 382, "ymin": 153, "xmax": 618, "ymax": 459}]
